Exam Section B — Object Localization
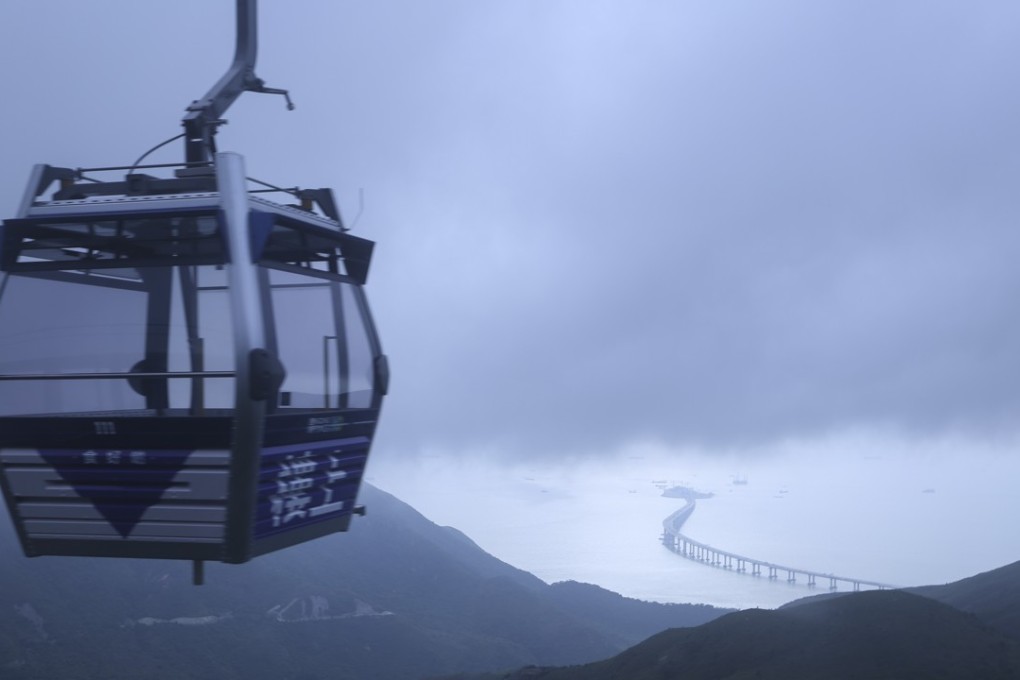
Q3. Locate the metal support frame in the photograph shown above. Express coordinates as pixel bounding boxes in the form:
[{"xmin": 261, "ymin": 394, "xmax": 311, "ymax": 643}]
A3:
[
  {"xmin": 183, "ymin": 0, "xmax": 293, "ymax": 166},
  {"xmin": 217, "ymin": 152, "xmax": 268, "ymax": 563}
]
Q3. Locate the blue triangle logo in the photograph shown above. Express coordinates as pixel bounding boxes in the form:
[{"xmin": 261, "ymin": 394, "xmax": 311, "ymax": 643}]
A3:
[{"xmin": 39, "ymin": 449, "xmax": 195, "ymax": 538}]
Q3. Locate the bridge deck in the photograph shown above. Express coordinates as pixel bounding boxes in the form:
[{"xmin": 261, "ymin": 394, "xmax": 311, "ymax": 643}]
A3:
[{"xmin": 661, "ymin": 498, "xmax": 897, "ymax": 592}]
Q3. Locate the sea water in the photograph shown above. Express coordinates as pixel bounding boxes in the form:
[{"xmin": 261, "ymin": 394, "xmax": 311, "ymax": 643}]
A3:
[{"xmin": 369, "ymin": 439, "xmax": 1020, "ymax": 610}]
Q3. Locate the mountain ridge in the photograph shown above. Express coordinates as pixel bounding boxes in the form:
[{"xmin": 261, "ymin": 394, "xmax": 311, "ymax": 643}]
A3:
[
  {"xmin": 451, "ymin": 589, "xmax": 1020, "ymax": 680},
  {"xmin": 0, "ymin": 483, "xmax": 729, "ymax": 680}
]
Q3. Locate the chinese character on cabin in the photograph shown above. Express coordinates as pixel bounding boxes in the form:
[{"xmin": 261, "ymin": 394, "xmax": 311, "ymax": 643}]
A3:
[{"xmin": 283, "ymin": 493, "xmax": 312, "ymax": 525}]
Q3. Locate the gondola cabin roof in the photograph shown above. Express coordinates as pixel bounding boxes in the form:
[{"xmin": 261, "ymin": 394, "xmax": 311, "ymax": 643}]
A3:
[{"xmin": 4, "ymin": 180, "xmax": 375, "ymax": 287}]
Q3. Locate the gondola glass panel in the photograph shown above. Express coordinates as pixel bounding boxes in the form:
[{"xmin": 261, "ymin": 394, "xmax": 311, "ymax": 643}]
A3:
[
  {"xmin": 0, "ymin": 264, "xmax": 235, "ymax": 416},
  {"xmin": 264, "ymin": 269, "xmax": 376, "ymax": 411}
]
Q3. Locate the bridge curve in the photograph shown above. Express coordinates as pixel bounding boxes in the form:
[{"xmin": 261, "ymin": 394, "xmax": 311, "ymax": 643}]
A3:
[{"xmin": 660, "ymin": 488, "xmax": 897, "ymax": 592}]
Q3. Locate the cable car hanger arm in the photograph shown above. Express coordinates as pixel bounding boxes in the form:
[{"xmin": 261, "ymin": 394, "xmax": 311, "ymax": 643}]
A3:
[
  {"xmin": 17, "ymin": 1, "xmax": 349, "ymax": 219},
  {"xmin": 182, "ymin": 0, "xmax": 294, "ymax": 166}
]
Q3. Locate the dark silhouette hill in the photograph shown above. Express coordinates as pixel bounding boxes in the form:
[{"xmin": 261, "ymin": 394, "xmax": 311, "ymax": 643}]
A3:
[
  {"xmin": 0, "ymin": 484, "xmax": 728, "ymax": 680},
  {"xmin": 450, "ymin": 590, "xmax": 1020, "ymax": 680},
  {"xmin": 911, "ymin": 559, "xmax": 1020, "ymax": 641},
  {"xmin": 545, "ymin": 580, "xmax": 721, "ymax": 645}
]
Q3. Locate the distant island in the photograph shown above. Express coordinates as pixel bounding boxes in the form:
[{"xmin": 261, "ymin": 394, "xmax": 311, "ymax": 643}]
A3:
[{"xmin": 661, "ymin": 485, "xmax": 715, "ymax": 501}]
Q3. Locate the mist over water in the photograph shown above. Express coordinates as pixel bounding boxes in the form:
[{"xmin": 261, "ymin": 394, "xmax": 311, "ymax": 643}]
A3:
[{"xmin": 370, "ymin": 434, "xmax": 1020, "ymax": 609}]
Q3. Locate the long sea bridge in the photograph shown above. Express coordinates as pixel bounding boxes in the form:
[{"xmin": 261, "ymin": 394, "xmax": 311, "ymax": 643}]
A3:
[{"xmin": 660, "ymin": 489, "xmax": 897, "ymax": 592}]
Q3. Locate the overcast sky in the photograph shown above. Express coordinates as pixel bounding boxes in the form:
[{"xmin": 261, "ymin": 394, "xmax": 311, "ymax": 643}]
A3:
[{"xmin": 3, "ymin": 1, "xmax": 1020, "ymax": 463}]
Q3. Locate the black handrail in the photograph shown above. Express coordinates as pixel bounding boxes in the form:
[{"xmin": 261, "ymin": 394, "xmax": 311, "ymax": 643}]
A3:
[{"xmin": 0, "ymin": 371, "xmax": 234, "ymax": 381}]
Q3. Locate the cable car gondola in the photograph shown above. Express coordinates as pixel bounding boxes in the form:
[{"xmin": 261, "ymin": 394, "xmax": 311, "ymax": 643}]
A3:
[{"xmin": 0, "ymin": 1, "xmax": 388, "ymax": 583}]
